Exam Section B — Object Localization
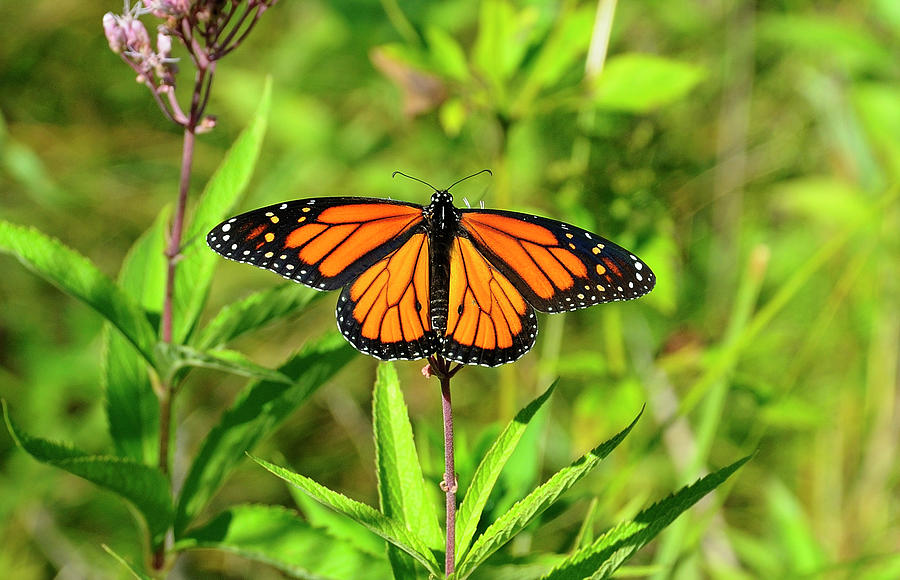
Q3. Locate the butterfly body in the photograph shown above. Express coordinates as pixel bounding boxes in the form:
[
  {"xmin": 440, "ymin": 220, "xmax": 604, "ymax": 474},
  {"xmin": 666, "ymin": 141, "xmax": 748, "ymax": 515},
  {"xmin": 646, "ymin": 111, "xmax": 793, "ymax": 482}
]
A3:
[{"xmin": 208, "ymin": 189, "xmax": 654, "ymax": 367}]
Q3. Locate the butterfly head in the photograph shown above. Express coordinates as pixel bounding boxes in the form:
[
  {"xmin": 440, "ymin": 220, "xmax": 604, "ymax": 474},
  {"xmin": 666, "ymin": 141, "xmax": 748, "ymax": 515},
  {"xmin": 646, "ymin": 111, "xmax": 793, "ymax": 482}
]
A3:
[{"xmin": 430, "ymin": 189, "xmax": 454, "ymax": 205}]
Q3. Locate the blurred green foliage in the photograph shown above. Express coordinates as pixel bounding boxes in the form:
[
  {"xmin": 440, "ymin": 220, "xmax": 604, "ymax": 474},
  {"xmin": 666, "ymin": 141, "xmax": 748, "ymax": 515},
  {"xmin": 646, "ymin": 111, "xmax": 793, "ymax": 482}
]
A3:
[{"xmin": 1, "ymin": 0, "xmax": 898, "ymax": 578}]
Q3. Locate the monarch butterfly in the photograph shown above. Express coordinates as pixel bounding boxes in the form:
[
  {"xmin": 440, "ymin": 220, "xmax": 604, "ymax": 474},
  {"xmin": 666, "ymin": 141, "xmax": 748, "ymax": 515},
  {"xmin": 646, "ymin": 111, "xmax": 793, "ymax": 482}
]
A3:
[{"xmin": 207, "ymin": 172, "xmax": 655, "ymax": 367}]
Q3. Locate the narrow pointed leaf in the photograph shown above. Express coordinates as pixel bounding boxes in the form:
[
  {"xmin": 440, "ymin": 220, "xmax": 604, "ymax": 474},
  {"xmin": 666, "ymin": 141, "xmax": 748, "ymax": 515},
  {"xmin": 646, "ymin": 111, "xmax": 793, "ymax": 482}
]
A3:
[
  {"xmin": 0, "ymin": 220, "xmax": 157, "ymax": 364},
  {"xmin": 542, "ymin": 455, "xmax": 752, "ymax": 579},
  {"xmin": 252, "ymin": 456, "xmax": 442, "ymax": 577},
  {"xmin": 172, "ymin": 78, "xmax": 272, "ymax": 343},
  {"xmin": 290, "ymin": 490, "xmax": 387, "ymax": 558},
  {"xmin": 457, "ymin": 409, "xmax": 643, "ymax": 578},
  {"xmin": 104, "ymin": 209, "xmax": 169, "ymax": 463},
  {"xmin": 374, "ymin": 363, "xmax": 441, "ymax": 579},
  {"xmin": 4, "ymin": 401, "xmax": 173, "ymax": 548},
  {"xmin": 456, "ymin": 381, "xmax": 557, "ymax": 561},
  {"xmin": 374, "ymin": 363, "xmax": 443, "ymax": 548},
  {"xmin": 158, "ymin": 343, "xmax": 293, "ymax": 385},
  {"xmin": 176, "ymin": 504, "xmax": 392, "ymax": 579},
  {"xmin": 193, "ymin": 283, "xmax": 322, "ymax": 350},
  {"xmin": 174, "ymin": 334, "xmax": 354, "ymax": 537}
]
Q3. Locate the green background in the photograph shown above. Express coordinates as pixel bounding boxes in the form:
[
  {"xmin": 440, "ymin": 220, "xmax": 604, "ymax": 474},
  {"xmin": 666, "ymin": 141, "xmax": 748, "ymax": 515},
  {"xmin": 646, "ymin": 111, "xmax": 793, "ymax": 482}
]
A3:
[{"xmin": 1, "ymin": 0, "xmax": 898, "ymax": 577}]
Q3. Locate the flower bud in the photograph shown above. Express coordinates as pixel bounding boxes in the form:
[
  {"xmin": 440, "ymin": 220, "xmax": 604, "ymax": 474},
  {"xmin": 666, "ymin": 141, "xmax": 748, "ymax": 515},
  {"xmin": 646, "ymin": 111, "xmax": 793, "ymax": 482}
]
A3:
[
  {"xmin": 123, "ymin": 17, "xmax": 151, "ymax": 54},
  {"xmin": 103, "ymin": 13, "xmax": 126, "ymax": 53},
  {"xmin": 157, "ymin": 31, "xmax": 172, "ymax": 58},
  {"xmin": 196, "ymin": 115, "xmax": 217, "ymax": 134}
]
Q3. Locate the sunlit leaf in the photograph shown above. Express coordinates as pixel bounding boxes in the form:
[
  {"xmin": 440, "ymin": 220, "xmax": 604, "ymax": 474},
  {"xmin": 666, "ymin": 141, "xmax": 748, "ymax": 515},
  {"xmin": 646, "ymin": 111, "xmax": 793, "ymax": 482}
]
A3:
[
  {"xmin": 456, "ymin": 409, "xmax": 642, "ymax": 578},
  {"xmin": 592, "ymin": 54, "xmax": 705, "ymax": 112},
  {"xmin": 456, "ymin": 381, "xmax": 556, "ymax": 562},
  {"xmin": 173, "ymin": 334, "xmax": 354, "ymax": 537},
  {"xmin": 251, "ymin": 456, "xmax": 442, "ymax": 577},
  {"xmin": 193, "ymin": 283, "xmax": 322, "ymax": 350},
  {"xmin": 4, "ymin": 401, "xmax": 173, "ymax": 548},
  {"xmin": 541, "ymin": 455, "xmax": 751, "ymax": 579},
  {"xmin": 0, "ymin": 220, "xmax": 157, "ymax": 364},
  {"xmin": 177, "ymin": 504, "xmax": 392, "ymax": 579},
  {"xmin": 373, "ymin": 363, "xmax": 443, "ymax": 577},
  {"xmin": 104, "ymin": 209, "xmax": 169, "ymax": 463}
]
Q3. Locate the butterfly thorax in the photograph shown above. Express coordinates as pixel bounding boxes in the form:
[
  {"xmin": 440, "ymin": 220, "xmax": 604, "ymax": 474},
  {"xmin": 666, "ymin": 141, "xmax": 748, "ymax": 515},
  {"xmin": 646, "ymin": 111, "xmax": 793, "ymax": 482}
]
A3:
[{"xmin": 424, "ymin": 190, "xmax": 459, "ymax": 339}]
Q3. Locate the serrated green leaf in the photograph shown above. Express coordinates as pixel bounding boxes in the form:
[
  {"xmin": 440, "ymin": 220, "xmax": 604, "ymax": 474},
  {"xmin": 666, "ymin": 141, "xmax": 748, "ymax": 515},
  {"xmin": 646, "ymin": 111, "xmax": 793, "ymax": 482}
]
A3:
[
  {"xmin": 0, "ymin": 220, "xmax": 157, "ymax": 364},
  {"xmin": 456, "ymin": 381, "xmax": 557, "ymax": 562},
  {"xmin": 101, "ymin": 544, "xmax": 152, "ymax": 580},
  {"xmin": 193, "ymin": 283, "xmax": 322, "ymax": 350},
  {"xmin": 374, "ymin": 363, "xmax": 443, "ymax": 547},
  {"xmin": 157, "ymin": 343, "xmax": 293, "ymax": 385},
  {"xmin": 251, "ymin": 456, "xmax": 442, "ymax": 577},
  {"xmin": 171, "ymin": 78, "xmax": 272, "ymax": 343},
  {"xmin": 373, "ymin": 363, "xmax": 442, "ymax": 579},
  {"xmin": 174, "ymin": 334, "xmax": 354, "ymax": 537},
  {"xmin": 592, "ymin": 53, "xmax": 705, "ymax": 113},
  {"xmin": 176, "ymin": 504, "xmax": 391, "ymax": 580},
  {"xmin": 104, "ymin": 210, "xmax": 169, "ymax": 463},
  {"xmin": 290, "ymin": 490, "xmax": 387, "ymax": 558},
  {"xmin": 456, "ymin": 409, "xmax": 643, "ymax": 578},
  {"xmin": 541, "ymin": 455, "xmax": 752, "ymax": 579},
  {"xmin": 3, "ymin": 401, "xmax": 173, "ymax": 548}
]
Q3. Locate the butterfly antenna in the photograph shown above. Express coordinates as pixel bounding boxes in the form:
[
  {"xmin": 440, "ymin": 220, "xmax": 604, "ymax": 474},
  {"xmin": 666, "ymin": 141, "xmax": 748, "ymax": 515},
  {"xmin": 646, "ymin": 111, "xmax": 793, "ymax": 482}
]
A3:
[
  {"xmin": 446, "ymin": 168, "xmax": 493, "ymax": 191},
  {"xmin": 392, "ymin": 171, "xmax": 438, "ymax": 192}
]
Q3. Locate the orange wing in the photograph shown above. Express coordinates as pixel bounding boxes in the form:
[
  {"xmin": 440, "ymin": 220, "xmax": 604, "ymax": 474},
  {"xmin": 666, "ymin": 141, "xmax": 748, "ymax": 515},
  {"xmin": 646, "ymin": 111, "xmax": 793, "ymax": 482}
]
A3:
[
  {"xmin": 439, "ymin": 236, "xmax": 536, "ymax": 367},
  {"xmin": 207, "ymin": 198, "xmax": 426, "ymax": 291},
  {"xmin": 459, "ymin": 209, "xmax": 655, "ymax": 312},
  {"xmin": 336, "ymin": 233, "xmax": 439, "ymax": 361}
]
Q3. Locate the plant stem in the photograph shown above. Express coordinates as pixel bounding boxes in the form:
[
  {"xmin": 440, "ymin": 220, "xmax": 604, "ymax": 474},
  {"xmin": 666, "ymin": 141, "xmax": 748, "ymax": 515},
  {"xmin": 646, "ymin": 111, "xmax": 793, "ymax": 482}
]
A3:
[
  {"xmin": 440, "ymin": 372, "xmax": 456, "ymax": 576},
  {"xmin": 429, "ymin": 356, "xmax": 462, "ymax": 577},
  {"xmin": 154, "ymin": 124, "xmax": 196, "ymax": 571}
]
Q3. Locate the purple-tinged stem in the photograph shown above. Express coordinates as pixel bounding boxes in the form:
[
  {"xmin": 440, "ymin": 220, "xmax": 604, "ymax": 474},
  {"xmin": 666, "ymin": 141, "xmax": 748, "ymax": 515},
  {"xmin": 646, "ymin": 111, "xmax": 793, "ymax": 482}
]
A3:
[{"xmin": 429, "ymin": 356, "xmax": 463, "ymax": 576}]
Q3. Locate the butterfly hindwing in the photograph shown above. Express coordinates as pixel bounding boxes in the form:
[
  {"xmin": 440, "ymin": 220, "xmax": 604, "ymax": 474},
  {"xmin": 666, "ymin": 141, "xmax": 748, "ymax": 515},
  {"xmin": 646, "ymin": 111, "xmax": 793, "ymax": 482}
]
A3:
[
  {"xmin": 207, "ymin": 197, "xmax": 426, "ymax": 291},
  {"xmin": 336, "ymin": 233, "xmax": 440, "ymax": 361},
  {"xmin": 458, "ymin": 209, "xmax": 655, "ymax": 313},
  {"xmin": 439, "ymin": 236, "xmax": 537, "ymax": 367}
]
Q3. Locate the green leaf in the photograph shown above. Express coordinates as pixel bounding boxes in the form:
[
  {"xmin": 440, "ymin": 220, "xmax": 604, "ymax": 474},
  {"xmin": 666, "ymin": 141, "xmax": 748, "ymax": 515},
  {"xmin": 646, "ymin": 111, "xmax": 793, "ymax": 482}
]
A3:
[
  {"xmin": 176, "ymin": 504, "xmax": 392, "ymax": 580},
  {"xmin": 174, "ymin": 334, "xmax": 354, "ymax": 537},
  {"xmin": 157, "ymin": 343, "xmax": 294, "ymax": 385},
  {"xmin": 592, "ymin": 53, "xmax": 706, "ymax": 113},
  {"xmin": 171, "ymin": 77, "xmax": 272, "ymax": 343},
  {"xmin": 456, "ymin": 409, "xmax": 643, "ymax": 578},
  {"xmin": 426, "ymin": 26, "xmax": 470, "ymax": 82},
  {"xmin": 456, "ymin": 381, "xmax": 557, "ymax": 562},
  {"xmin": 514, "ymin": 5, "xmax": 594, "ymax": 114},
  {"xmin": 3, "ymin": 401, "xmax": 173, "ymax": 548},
  {"xmin": 193, "ymin": 283, "xmax": 322, "ymax": 350},
  {"xmin": 101, "ymin": 544, "xmax": 152, "ymax": 580},
  {"xmin": 0, "ymin": 220, "xmax": 157, "ymax": 364},
  {"xmin": 541, "ymin": 455, "xmax": 752, "ymax": 579},
  {"xmin": 290, "ymin": 490, "xmax": 387, "ymax": 558},
  {"xmin": 251, "ymin": 456, "xmax": 442, "ymax": 577},
  {"xmin": 104, "ymin": 209, "xmax": 169, "ymax": 463},
  {"xmin": 373, "ymin": 363, "xmax": 443, "ymax": 578}
]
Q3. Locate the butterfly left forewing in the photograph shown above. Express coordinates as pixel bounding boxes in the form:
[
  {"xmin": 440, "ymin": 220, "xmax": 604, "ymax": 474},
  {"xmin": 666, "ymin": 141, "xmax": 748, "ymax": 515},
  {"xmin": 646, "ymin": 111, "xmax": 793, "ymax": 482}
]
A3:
[
  {"xmin": 440, "ymin": 236, "xmax": 537, "ymax": 367},
  {"xmin": 207, "ymin": 197, "xmax": 425, "ymax": 291},
  {"xmin": 336, "ymin": 232, "xmax": 439, "ymax": 361},
  {"xmin": 459, "ymin": 209, "xmax": 655, "ymax": 313}
]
